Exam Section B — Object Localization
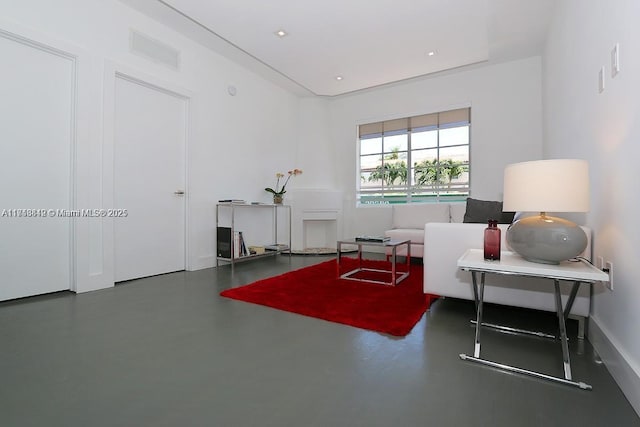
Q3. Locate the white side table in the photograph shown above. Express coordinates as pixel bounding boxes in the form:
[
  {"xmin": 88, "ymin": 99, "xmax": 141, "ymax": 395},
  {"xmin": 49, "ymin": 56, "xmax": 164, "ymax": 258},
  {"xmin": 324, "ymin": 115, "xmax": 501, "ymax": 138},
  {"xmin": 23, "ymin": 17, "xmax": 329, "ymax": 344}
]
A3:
[{"xmin": 457, "ymin": 249, "xmax": 609, "ymax": 390}]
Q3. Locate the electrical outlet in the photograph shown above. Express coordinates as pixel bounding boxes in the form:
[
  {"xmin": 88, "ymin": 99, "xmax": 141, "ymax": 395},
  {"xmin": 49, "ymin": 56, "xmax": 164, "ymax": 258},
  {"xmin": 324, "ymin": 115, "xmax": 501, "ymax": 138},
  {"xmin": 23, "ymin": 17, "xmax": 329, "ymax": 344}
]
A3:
[
  {"xmin": 605, "ymin": 261, "xmax": 613, "ymax": 291},
  {"xmin": 596, "ymin": 256, "xmax": 604, "ymax": 270}
]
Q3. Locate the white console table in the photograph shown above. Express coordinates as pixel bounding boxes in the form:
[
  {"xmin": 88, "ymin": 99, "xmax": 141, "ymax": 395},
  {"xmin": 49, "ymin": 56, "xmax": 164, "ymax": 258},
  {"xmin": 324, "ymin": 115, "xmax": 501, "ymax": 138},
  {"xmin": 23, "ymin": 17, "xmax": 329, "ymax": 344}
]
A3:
[
  {"xmin": 216, "ymin": 203, "xmax": 291, "ymax": 269},
  {"xmin": 457, "ymin": 249, "xmax": 609, "ymax": 390}
]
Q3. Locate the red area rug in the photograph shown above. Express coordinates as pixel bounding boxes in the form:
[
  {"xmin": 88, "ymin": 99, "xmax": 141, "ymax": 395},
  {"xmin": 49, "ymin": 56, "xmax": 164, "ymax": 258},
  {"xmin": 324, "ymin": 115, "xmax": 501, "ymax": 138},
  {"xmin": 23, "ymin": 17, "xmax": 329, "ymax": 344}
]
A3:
[{"xmin": 220, "ymin": 258, "xmax": 435, "ymax": 336}]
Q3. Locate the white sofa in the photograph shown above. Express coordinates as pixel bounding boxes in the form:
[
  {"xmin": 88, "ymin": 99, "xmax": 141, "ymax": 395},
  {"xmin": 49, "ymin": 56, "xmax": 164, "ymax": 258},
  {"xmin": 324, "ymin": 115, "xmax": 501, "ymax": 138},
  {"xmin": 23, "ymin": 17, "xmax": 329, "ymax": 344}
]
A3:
[
  {"xmin": 424, "ymin": 222, "xmax": 592, "ymax": 335},
  {"xmin": 384, "ymin": 203, "xmax": 466, "ymax": 258},
  {"xmin": 383, "ymin": 201, "xmax": 592, "ymax": 335}
]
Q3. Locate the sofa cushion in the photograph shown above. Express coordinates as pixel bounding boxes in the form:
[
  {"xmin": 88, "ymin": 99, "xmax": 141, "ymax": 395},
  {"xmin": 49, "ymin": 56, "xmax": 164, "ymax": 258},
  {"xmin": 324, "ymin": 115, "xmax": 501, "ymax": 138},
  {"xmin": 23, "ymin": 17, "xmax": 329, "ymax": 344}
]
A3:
[
  {"xmin": 449, "ymin": 203, "xmax": 466, "ymax": 223},
  {"xmin": 463, "ymin": 198, "xmax": 515, "ymax": 224},
  {"xmin": 385, "ymin": 228, "xmax": 424, "ymax": 244},
  {"xmin": 391, "ymin": 203, "xmax": 450, "ymax": 229}
]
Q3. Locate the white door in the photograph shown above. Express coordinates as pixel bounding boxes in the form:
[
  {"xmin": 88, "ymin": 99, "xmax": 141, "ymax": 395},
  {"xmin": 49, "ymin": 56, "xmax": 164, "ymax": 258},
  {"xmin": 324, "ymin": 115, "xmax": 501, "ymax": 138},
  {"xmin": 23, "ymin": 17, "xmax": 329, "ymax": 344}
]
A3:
[
  {"xmin": 114, "ymin": 75, "xmax": 187, "ymax": 282},
  {"xmin": 0, "ymin": 34, "xmax": 73, "ymax": 300}
]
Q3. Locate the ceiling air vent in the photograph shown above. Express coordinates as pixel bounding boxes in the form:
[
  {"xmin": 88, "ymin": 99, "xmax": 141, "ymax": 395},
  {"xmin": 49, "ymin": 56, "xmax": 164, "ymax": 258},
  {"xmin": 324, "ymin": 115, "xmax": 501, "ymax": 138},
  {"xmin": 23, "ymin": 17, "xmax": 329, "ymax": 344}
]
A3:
[{"xmin": 130, "ymin": 30, "xmax": 180, "ymax": 70}]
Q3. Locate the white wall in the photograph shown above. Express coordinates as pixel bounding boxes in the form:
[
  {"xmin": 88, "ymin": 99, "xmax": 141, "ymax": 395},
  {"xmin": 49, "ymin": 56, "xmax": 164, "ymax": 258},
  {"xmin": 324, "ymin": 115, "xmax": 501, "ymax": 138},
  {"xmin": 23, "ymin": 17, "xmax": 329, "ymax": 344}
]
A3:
[
  {"xmin": 295, "ymin": 97, "xmax": 332, "ymax": 189},
  {"xmin": 543, "ymin": 0, "xmax": 640, "ymax": 414},
  {"xmin": 1, "ymin": 1, "xmax": 544, "ymax": 295},
  {"xmin": 312, "ymin": 57, "xmax": 544, "ymax": 238},
  {"xmin": 1, "ymin": 0, "xmax": 300, "ymax": 292}
]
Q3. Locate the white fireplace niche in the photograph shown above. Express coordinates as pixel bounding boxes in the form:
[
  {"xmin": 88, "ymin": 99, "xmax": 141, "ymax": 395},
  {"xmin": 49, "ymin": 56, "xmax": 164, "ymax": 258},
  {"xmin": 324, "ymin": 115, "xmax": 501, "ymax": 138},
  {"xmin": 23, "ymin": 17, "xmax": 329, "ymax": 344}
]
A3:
[{"xmin": 289, "ymin": 189, "xmax": 343, "ymax": 251}]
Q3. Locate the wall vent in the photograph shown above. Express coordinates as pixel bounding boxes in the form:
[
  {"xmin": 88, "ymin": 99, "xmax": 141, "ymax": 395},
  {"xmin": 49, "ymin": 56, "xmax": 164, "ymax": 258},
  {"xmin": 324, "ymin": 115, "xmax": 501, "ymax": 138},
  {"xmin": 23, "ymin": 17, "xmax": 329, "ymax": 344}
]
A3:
[{"xmin": 130, "ymin": 30, "xmax": 180, "ymax": 70}]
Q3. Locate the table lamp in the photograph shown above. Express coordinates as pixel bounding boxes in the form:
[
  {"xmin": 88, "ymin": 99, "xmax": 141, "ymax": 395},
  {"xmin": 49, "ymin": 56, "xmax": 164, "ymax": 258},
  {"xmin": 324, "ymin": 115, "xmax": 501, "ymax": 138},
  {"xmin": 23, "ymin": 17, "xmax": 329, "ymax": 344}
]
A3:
[{"xmin": 503, "ymin": 159, "xmax": 589, "ymax": 264}]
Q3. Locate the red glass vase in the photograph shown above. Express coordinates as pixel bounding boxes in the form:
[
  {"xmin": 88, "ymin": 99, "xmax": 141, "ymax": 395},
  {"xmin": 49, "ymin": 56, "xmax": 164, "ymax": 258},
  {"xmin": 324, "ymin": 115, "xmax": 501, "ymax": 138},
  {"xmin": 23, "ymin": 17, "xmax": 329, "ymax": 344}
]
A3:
[{"xmin": 484, "ymin": 220, "xmax": 501, "ymax": 261}]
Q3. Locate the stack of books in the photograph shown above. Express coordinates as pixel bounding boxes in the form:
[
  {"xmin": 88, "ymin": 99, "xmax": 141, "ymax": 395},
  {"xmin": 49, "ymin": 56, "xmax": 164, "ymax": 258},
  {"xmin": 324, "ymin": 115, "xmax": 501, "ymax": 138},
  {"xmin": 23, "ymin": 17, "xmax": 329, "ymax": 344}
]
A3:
[
  {"xmin": 248, "ymin": 245, "xmax": 265, "ymax": 255},
  {"xmin": 264, "ymin": 244, "xmax": 289, "ymax": 251},
  {"xmin": 216, "ymin": 227, "xmax": 249, "ymax": 258},
  {"xmin": 355, "ymin": 236, "xmax": 391, "ymax": 243},
  {"xmin": 234, "ymin": 231, "xmax": 248, "ymax": 257}
]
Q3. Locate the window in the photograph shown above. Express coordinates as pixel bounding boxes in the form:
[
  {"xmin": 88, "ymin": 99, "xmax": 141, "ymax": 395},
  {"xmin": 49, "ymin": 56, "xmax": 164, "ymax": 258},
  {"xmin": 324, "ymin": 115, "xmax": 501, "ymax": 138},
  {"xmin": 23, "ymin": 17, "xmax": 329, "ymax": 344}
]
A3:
[{"xmin": 357, "ymin": 107, "xmax": 470, "ymax": 204}]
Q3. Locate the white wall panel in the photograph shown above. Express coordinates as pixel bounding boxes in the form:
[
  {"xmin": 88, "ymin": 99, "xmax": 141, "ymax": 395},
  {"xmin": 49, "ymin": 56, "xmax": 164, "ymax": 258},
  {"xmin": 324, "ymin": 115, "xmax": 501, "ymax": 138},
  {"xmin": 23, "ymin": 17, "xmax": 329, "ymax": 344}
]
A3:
[
  {"xmin": 0, "ymin": 30, "xmax": 75, "ymax": 300},
  {"xmin": 543, "ymin": 0, "xmax": 640, "ymax": 415}
]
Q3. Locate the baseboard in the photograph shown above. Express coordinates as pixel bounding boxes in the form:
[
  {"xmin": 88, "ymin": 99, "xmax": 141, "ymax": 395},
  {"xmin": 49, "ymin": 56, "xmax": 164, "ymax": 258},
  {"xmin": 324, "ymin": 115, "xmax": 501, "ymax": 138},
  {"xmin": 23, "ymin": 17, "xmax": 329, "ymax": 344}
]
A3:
[
  {"xmin": 189, "ymin": 255, "xmax": 215, "ymax": 271},
  {"xmin": 589, "ymin": 316, "xmax": 640, "ymax": 417},
  {"xmin": 74, "ymin": 272, "xmax": 115, "ymax": 293}
]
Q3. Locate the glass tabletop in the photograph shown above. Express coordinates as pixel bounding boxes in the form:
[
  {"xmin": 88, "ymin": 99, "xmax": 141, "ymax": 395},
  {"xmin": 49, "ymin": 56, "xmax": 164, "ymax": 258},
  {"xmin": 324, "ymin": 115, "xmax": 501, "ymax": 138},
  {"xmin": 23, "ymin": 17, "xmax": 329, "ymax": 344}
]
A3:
[{"xmin": 338, "ymin": 238, "xmax": 410, "ymax": 247}]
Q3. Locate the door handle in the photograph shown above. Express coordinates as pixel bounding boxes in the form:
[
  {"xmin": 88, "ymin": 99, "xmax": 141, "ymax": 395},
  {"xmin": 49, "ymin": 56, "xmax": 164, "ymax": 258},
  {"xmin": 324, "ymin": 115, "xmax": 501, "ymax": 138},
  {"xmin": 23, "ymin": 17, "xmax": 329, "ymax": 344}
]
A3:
[{"xmin": 174, "ymin": 190, "xmax": 185, "ymax": 196}]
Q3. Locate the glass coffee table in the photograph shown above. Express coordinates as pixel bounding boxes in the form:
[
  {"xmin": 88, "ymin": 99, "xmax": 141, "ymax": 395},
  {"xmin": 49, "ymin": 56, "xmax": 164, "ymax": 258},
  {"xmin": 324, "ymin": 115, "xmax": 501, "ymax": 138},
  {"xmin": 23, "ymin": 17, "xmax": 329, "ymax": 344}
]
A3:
[{"xmin": 336, "ymin": 238, "xmax": 411, "ymax": 286}]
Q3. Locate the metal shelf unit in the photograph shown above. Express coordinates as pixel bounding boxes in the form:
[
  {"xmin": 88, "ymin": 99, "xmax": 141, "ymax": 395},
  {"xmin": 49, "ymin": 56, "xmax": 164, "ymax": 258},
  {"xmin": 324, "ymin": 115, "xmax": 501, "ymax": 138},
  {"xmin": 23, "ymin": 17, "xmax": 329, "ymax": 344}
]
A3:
[{"xmin": 215, "ymin": 203, "xmax": 291, "ymax": 269}]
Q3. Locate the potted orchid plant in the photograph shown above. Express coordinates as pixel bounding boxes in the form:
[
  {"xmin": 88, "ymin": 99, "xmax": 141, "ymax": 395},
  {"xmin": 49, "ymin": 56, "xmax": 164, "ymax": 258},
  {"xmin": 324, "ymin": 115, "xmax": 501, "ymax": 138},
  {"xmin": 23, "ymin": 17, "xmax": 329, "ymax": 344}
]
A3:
[{"xmin": 265, "ymin": 168, "xmax": 302, "ymax": 204}]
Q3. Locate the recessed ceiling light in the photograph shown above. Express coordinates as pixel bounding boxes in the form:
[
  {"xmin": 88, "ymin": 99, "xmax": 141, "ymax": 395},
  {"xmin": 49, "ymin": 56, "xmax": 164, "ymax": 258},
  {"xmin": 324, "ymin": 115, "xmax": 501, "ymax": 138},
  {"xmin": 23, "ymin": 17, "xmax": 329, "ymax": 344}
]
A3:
[
  {"xmin": 275, "ymin": 29, "xmax": 288, "ymax": 38},
  {"xmin": 335, "ymin": 76, "xmax": 343, "ymax": 81},
  {"xmin": 427, "ymin": 51, "xmax": 436, "ymax": 57}
]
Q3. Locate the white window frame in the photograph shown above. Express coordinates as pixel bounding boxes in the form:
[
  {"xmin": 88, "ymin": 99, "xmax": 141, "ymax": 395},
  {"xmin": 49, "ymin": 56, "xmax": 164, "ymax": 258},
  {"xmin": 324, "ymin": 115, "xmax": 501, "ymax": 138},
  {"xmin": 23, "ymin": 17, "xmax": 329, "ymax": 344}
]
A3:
[{"xmin": 357, "ymin": 107, "xmax": 471, "ymax": 205}]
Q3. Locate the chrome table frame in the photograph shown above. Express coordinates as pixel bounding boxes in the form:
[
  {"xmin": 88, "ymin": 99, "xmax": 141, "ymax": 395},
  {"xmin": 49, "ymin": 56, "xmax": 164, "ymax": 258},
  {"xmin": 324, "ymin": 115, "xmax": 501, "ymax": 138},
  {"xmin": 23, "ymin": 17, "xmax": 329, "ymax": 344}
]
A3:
[
  {"xmin": 337, "ymin": 238, "xmax": 410, "ymax": 286},
  {"xmin": 457, "ymin": 249, "xmax": 609, "ymax": 391}
]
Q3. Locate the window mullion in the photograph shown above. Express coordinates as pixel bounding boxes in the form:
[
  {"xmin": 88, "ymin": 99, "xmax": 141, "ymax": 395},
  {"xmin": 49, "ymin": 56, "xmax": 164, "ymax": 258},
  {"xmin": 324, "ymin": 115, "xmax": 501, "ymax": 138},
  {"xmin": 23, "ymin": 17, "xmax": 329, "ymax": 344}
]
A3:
[
  {"xmin": 436, "ymin": 127, "xmax": 441, "ymax": 202},
  {"xmin": 407, "ymin": 130, "xmax": 412, "ymax": 203}
]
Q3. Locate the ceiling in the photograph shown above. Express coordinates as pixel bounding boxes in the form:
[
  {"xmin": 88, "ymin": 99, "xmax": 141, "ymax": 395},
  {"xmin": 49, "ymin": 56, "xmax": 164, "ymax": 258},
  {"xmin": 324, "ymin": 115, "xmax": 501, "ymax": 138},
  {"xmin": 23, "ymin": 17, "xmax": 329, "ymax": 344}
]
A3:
[{"xmin": 122, "ymin": 0, "xmax": 556, "ymax": 97}]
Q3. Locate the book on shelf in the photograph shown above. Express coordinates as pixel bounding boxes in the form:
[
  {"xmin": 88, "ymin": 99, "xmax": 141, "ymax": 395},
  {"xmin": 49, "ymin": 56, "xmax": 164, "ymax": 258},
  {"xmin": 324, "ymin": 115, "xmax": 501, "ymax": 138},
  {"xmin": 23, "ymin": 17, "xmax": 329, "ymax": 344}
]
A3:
[
  {"xmin": 248, "ymin": 245, "xmax": 265, "ymax": 255},
  {"xmin": 233, "ymin": 231, "xmax": 249, "ymax": 258},
  {"xmin": 233, "ymin": 231, "xmax": 240, "ymax": 258},
  {"xmin": 239, "ymin": 231, "xmax": 248, "ymax": 257},
  {"xmin": 355, "ymin": 235, "xmax": 390, "ymax": 243},
  {"xmin": 218, "ymin": 199, "xmax": 246, "ymax": 204},
  {"xmin": 264, "ymin": 243, "xmax": 289, "ymax": 251},
  {"xmin": 216, "ymin": 227, "xmax": 232, "ymax": 258}
]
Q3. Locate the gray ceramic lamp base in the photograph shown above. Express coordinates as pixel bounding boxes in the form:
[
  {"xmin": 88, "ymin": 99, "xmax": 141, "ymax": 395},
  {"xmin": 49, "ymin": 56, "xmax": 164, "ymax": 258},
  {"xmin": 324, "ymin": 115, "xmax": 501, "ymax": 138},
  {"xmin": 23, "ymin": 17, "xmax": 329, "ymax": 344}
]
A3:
[{"xmin": 506, "ymin": 214, "xmax": 588, "ymax": 264}]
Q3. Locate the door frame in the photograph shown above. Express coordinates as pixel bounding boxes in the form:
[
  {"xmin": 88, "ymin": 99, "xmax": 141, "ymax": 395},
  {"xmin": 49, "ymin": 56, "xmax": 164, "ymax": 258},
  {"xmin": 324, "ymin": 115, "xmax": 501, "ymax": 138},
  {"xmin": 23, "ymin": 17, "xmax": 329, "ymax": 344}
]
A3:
[{"xmin": 103, "ymin": 61, "xmax": 192, "ymax": 285}]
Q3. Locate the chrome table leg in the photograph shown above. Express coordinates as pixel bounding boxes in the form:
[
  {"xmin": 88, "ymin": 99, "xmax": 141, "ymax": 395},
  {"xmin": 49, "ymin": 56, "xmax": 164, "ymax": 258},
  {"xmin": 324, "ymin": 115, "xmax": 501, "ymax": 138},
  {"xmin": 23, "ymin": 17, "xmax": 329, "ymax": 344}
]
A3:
[
  {"xmin": 336, "ymin": 241, "xmax": 342, "ymax": 277},
  {"xmin": 471, "ymin": 270, "xmax": 479, "ymax": 314},
  {"xmin": 469, "ymin": 320, "xmax": 556, "ymax": 339},
  {"xmin": 555, "ymin": 279, "xmax": 573, "ymax": 381},
  {"xmin": 458, "ymin": 354, "xmax": 592, "ymax": 390},
  {"xmin": 391, "ymin": 245, "xmax": 396, "ymax": 285},
  {"xmin": 472, "ymin": 272, "xmax": 485, "ymax": 357},
  {"xmin": 460, "ymin": 273, "xmax": 592, "ymax": 390},
  {"xmin": 563, "ymin": 281, "xmax": 581, "ymax": 322}
]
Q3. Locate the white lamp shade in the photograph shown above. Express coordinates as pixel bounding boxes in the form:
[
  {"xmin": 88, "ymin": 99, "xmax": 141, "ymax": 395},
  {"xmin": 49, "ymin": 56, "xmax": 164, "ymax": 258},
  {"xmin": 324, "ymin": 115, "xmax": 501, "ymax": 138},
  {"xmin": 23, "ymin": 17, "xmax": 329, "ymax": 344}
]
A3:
[{"xmin": 503, "ymin": 159, "xmax": 590, "ymax": 212}]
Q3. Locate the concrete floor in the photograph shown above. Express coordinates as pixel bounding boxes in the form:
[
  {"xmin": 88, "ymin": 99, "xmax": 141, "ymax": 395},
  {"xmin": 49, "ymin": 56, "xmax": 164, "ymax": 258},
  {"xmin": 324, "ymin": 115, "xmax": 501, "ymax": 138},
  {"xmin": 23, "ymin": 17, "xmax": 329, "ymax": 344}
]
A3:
[{"xmin": 0, "ymin": 254, "xmax": 638, "ymax": 427}]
